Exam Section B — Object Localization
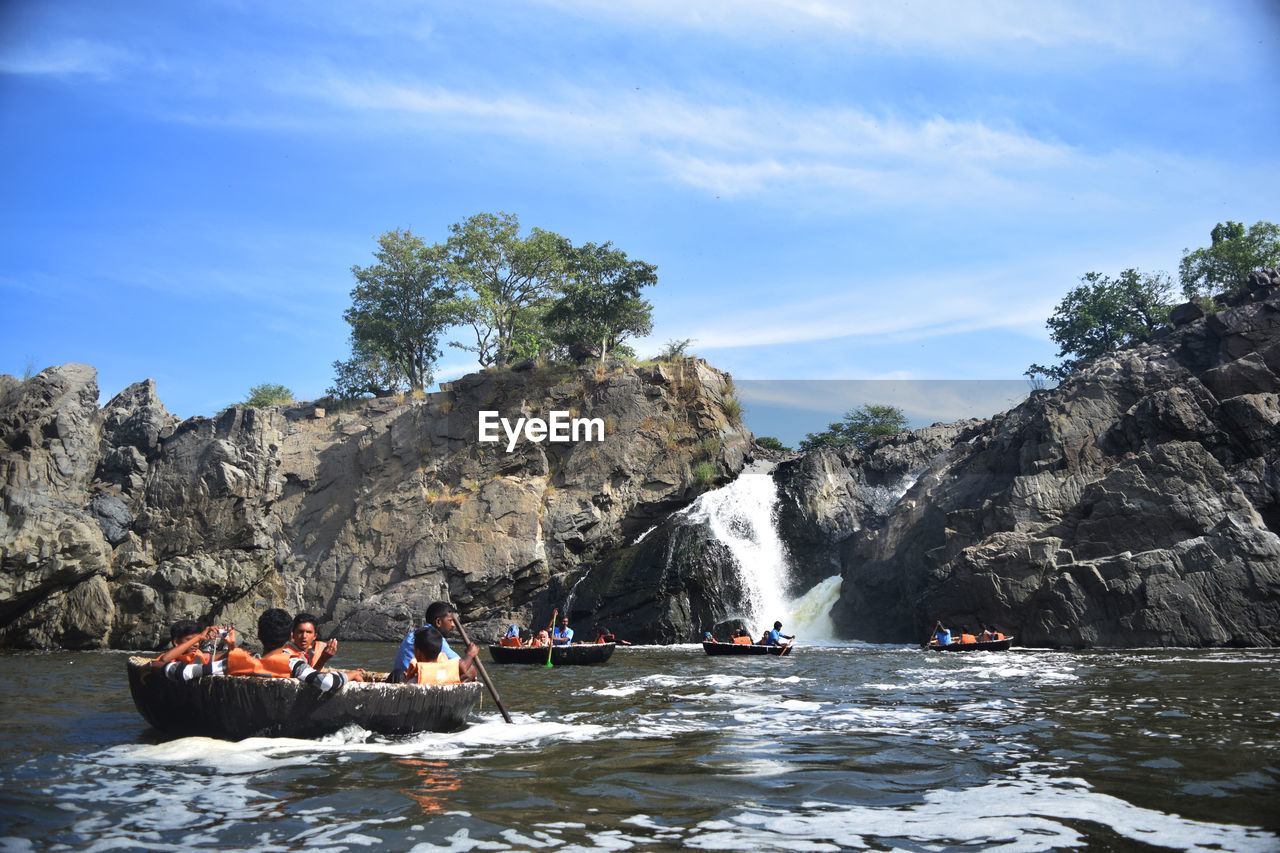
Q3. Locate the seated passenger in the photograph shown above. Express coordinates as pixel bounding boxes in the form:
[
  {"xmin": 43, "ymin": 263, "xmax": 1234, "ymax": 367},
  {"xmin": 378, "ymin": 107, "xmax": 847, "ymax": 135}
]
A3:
[
  {"xmin": 226, "ymin": 608, "xmax": 356, "ymax": 692},
  {"xmin": 153, "ymin": 620, "xmax": 237, "ymax": 682},
  {"xmin": 499, "ymin": 624, "xmax": 523, "ymax": 647},
  {"xmin": 287, "ymin": 612, "xmax": 338, "ymax": 667},
  {"xmin": 406, "ymin": 626, "xmax": 477, "ymax": 684},
  {"xmin": 529, "ymin": 630, "xmax": 551, "ymax": 647}
]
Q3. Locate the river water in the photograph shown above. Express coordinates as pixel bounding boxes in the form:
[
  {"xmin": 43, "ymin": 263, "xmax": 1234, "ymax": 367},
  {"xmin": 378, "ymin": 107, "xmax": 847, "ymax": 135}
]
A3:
[{"xmin": 1, "ymin": 643, "xmax": 1276, "ymax": 852}]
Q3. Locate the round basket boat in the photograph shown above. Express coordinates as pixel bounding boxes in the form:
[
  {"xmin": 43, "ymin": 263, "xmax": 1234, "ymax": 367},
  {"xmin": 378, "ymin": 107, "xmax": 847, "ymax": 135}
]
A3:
[
  {"xmin": 701, "ymin": 641, "xmax": 793, "ymax": 656},
  {"xmin": 126, "ymin": 656, "xmax": 483, "ymax": 740},
  {"xmin": 487, "ymin": 642, "xmax": 615, "ymax": 665},
  {"xmin": 925, "ymin": 637, "xmax": 1015, "ymax": 652}
]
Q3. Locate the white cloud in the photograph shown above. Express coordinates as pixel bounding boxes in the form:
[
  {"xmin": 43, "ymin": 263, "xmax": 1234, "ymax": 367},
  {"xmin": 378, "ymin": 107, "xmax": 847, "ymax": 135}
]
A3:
[
  {"xmin": 0, "ymin": 38, "xmax": 129, "ymax": 78},
  {"xmin": 532, "ymin": 0, "xmax": 1219, "ymax": 60}
]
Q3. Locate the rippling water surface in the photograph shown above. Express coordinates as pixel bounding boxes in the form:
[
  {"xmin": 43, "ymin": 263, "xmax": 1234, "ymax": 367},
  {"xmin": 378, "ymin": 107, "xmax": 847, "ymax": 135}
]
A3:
[{"xmin": 1, "ymin": 644, "xmax": 1277, "ymax": 852}]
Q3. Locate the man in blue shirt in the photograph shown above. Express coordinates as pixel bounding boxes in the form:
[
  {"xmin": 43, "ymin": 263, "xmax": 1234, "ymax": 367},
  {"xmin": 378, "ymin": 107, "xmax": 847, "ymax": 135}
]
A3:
[
  {"xmin": 932, "ymin": 620, "xmax": 952, "ymax": 646},
  {"xmin": 390, "ymin": 601, "xmax": 478, "ymax": 683},
  {"xmin": 550, "ymin": 610, "xmax": 574, "ymax": 645},
  {"xmin": 762, "ymin": 621, "xmax": 794, "ymax": 646}
]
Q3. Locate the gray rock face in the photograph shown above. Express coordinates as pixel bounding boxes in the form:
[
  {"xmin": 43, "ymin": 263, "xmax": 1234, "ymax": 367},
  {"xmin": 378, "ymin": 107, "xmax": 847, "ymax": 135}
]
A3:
[
  {"xmin": 824, "ymin": 289, "xmax": 1280, "ymax": 647},
  {"xmin": 772, "ymin": 422, "xmax": 977, "ymax": 590},
  {"xmin": 1, "ymin": 358, "xmax": 750, "ymax": 650}
]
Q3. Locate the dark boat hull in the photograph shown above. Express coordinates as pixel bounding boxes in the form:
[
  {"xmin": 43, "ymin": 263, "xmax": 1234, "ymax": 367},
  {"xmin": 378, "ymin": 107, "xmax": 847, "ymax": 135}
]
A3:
[
  {"xmin": 927, "ymin": 638, "xmax": 1015, "ymax": 652},
  {"xmin": 127, "ymin": 657, "xmax": 482, "ymax": 740},
  {"xmin": 702, "ymin": 641, "xmax": 792, "ymax": 656},
  {"xmin": 487, "ymin": 643, "xmax": 616, "ymax": 665}
]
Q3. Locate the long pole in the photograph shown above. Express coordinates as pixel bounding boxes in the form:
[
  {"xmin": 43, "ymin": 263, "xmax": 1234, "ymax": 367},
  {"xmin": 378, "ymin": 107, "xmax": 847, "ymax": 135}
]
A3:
[{"xmin": 452, "ymin": 614, "xmax": 513, "ymax": 724}]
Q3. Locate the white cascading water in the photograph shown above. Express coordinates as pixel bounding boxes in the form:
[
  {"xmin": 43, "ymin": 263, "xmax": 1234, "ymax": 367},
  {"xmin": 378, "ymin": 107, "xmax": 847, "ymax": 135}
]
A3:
[
  {"xmin": 688, "ymin": 460, "xmax": 921, "ymax": 644},
  {"xmin": 686, "ymin": 460, "xmax": 844, "ymax": 643}
]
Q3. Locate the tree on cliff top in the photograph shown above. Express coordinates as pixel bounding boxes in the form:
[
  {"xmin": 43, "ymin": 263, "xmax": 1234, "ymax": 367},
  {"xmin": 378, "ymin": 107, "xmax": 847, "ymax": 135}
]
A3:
[
  {"xmin": 447, "ymin": 212, "xmax": 570, "ymax": 367},
  {"xmin": 800, "ymin": 404, "xmax": 908, "ymax": 451},
  {"xmin": 1179, "ymin": 220, "xmax": 1280, "ymax": 301},
  {"xmin": 543, "ymin": 241, "xmax": 657, "ymax": 361},
  {"xmin": 244, "ymin": 383, "xmax": 293, "ymax": 408},
  {"xmin": 1026, "ymin": 268, "xmax": 1174, "ymax": 383},
  {"xmin": 332, "ymin": 228, "xmax": 460, "ymax": 395}
]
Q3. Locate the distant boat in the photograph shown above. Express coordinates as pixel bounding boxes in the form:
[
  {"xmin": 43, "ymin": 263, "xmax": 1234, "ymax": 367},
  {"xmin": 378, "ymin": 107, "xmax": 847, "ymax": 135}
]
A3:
[
  {"xmin": 487, "ymin": 642, "xmax": 616, "ymax": 665},
  {"xmin": 702, "ymin": 640, "xmax": 793, "ymax": 657},
  {"xmin": 126, "ymin": 656, "xmax": 482, "ymax": 740},
  {"xmin": 925, "ymin": 637, "xmax": 1015, "ymax": 652}
]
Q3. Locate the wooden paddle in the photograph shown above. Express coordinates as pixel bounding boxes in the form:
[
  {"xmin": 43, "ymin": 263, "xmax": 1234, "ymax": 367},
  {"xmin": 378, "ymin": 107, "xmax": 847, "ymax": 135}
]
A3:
[
  {"xmin": 779, "ymin": 638, "xmax": 795, "ymax": 657},
  {"xmin": 452, "ymin": 613, "xmax": 513, "ymax": 724}
]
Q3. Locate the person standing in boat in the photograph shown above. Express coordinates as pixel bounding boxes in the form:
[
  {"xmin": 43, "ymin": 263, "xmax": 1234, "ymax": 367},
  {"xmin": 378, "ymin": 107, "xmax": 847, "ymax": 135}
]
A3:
[
  {"xmin": 390, "ymin": 601, "xmax": 479, "ymax": 683},
  {"xmin": 761, "ymin": 621, "xmax": 794, "ymax": 646},
  {"xmin": 549, "ymin": 609, "xmax": 574, "ymax": 645}
]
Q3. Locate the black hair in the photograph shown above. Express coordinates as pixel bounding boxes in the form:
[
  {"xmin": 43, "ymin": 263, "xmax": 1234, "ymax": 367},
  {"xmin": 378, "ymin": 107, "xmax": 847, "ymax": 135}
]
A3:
[
  {"xmin": 424, "ymin": 601, "xmax": 453, "ymax": 624},
  {"xmin": 773, "ymin": 621, "xmax": 783, "ymax": 629},
  {"xmin": 170, "ymin": 619, "xmax": 200, "ymax": 642},
  {"xmin": 413, "ymin": 625, "xmax": 445, "ymax": 659},
  {"xmin": 292, "ymin": 612, "xmax": 319, "ymax": 631},
  {"xmin": 258, "ymin": 608, "xmax": 294, "ymax": 652}
]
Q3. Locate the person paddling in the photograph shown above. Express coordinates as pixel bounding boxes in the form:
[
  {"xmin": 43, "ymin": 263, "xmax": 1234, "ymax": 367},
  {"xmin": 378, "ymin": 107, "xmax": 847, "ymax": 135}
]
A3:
[
  {"xmin": 931, "ymin": 620, "xmax": 953, "ymax": 646},
  {"xmin": 391, "ymin": 601, "xmax": 480, "ymax": 683},
  {"xmin": 761, "ymin": 621, "xmax": 794, "ymax": 646},
  {"xmin": 549, "ymin": 609, "xmax": 573, "ymax": 645}
]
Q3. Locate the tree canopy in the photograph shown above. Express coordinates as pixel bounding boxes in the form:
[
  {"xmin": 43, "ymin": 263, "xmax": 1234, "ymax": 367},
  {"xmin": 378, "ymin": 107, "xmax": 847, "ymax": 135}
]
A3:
[
  {"xmin": 543, "ymin": 241, "xmax": 657, "ymax": 361},
  {"xmin": 329, "ymin": 214, "xmax": 661, "ymax": 399},
  {"xmin": 800, "ymin": 404, "xmax": 908, "ymax": 451},
  {"xmin": 333, "ymin": 228, "xmax": 459, "ymax": 394},
  {"xmin": 244, "ymin": 383, "xmax": 293, "ymax": 408},
  {"xmin": 446, "ymin": 212, "xmax": 570, "ymax": 367},
  {"xmin": 1026, "ymin": 268, "xmax": 1174, "ymax": 382},
  {"xmin": 1179, "ymin": 220, "xmax": 1280, "ymax": 301}
]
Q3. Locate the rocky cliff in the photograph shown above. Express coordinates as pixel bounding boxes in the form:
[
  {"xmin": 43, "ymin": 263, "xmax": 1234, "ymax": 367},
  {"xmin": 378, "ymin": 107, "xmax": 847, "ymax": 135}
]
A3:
[
  {"xmin": 817, "ymin": 273, "xmax": 1280, "ymax": 647},
  {"xmin": 1, "ymin": 358, "xmax": 750, "ymax": 650}
]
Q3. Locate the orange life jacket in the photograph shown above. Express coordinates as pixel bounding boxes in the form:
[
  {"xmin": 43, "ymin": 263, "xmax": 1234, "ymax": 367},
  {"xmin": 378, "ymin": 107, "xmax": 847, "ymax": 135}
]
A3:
[
  {"xmin": 154, "ymin": 648, "xmax": 209, "ymax": 665},
  {"xmin": 410, "ymin": 653, "xmax": 460, "ymax": 685},
  {"xmin": 732, "ymin": 635, "xmax": 752, "ymax": 645},
  {"xmin": 959, "ymin": 633, "xmax": 978, "ymax": 644},
  {"xmin": 498, "ymin": 637, "xmax": 523, "ymax": 647},
  {"xmin": 226, "ymin": 646, "xmax": 297, "ymax": 677}
]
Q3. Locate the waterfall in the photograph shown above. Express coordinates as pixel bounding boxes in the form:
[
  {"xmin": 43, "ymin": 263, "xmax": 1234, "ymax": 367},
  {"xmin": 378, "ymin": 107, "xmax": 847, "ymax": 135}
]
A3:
[
  {"xmin": 686, "ymin": 460, "xmax": 792, "ymax": 630},
  {"xmin": 682, "ymin": 459, "xmax": 846, "ymax": 641}
]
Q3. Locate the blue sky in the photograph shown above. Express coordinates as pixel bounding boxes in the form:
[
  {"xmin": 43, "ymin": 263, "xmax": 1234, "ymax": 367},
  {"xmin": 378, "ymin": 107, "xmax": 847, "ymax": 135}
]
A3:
[{"xmin": 3, "ymin": 1, "xmax": 1278, "ymax": 447}]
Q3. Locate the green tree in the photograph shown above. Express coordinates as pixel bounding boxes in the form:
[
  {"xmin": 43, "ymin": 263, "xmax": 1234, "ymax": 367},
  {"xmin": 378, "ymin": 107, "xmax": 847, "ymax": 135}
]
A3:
[
  {"xmin": 800, "ymin": 404, "xmax": 908, "ymax": 451},
  {"xmin": 755, "ymin": 436, "xmax": 791, "ymax": 452},
  {"xmin": 245, "ymin": 383, "xmax": 293, "ymax": 408},
  {"xmin": 1179, "ymin": 220, "xmax": 1280, "ymax": 301},
  {"xmin": 544, "ymin": 241, "xmax": 657, "ymax": 361},
  {"xmin": 1025, "ymin": 268, "xmax": 1174, "ymax": 382},
  {"xmin": 447, "ymin": 212, "xmax": 570, "ymax": 367},
  {"xmin": 335, "ymin": 228, "xmax": 459, "ymax": 394},
  {"xmin": 328, "ymin": 338, "xmax": 405, "ymax": 398}
]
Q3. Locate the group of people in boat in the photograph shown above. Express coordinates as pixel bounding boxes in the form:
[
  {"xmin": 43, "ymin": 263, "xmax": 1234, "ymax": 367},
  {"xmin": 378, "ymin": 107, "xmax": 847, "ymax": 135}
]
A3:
[
  {"xmin": 151, "ymin": 600, "xmax": 483, "ymax": 690},
  {"xmin": 928, "ymin": 620, "xmax": 1008, "ymax": 647},
  {"xmin": 704, "ymin": 620, "xmax": 795, "ymax": 646},
  {"xmin": 496, "ymin": 608, "xmax": 630, "ymax": 648}
]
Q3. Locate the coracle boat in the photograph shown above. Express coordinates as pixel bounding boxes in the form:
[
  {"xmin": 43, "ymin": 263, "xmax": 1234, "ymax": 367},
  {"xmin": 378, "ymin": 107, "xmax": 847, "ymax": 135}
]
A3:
[
  {"xmin": 702, "ymin": 640, "xmax": 793, "ymax": 657},
  {"xmin": 126, "ymin": 656, "xmax": 483, "ymax": 740},
  {"xmin": 926, "ymin": 636, "xmax": 1015, "ymax": 652},
  {"xmin": 487, "ymin": 642, "xmax": 615, "ymax": 665}
]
